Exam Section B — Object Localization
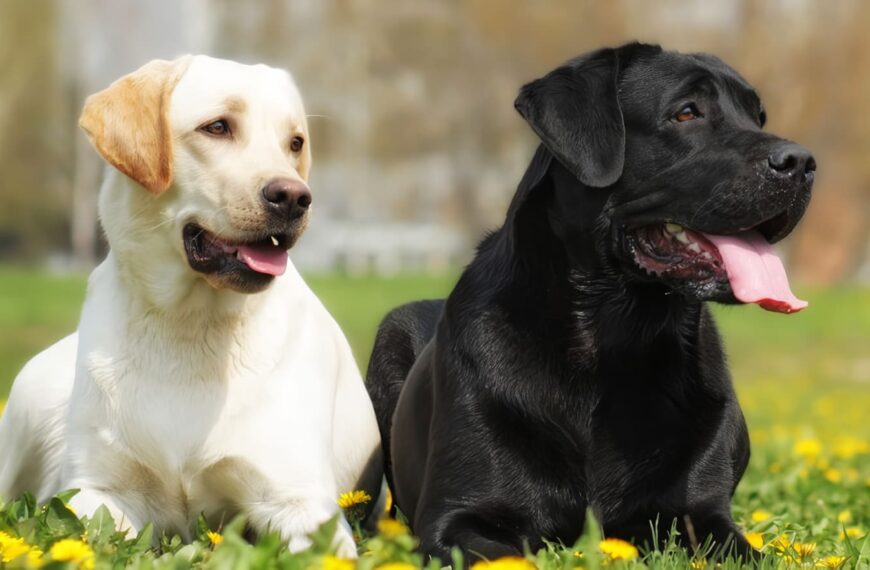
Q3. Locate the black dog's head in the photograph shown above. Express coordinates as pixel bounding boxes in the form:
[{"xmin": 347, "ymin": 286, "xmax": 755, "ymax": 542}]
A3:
[{"xmin": 514, "ymin": 43, "xmax": 815, "ymax": 313}]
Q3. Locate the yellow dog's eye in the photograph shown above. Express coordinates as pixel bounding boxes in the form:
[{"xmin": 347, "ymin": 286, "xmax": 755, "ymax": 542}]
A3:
[
  {"xmin": 290, "ymin": 136, "xmax": 304, "ymax": 153},
  {"xmin": 675, "ymin": 103, "xmax": 701, "ymax": 122},
  {"xmin": 199, "ymin": 119, "xmax": 231, "ymax": 137}
]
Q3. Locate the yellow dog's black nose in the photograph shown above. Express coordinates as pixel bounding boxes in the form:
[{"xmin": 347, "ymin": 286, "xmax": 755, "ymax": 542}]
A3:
[{"xmin": 262, "ymin": 178, "xmax": 312, "ymax": 219}]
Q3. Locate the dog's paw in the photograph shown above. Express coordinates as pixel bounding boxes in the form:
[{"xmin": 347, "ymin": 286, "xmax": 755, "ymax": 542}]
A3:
[
  {"xmin": 68, "ymin": 488, "xmax": 139, "ymax": 535},
  {"xmin": 286, "ymin": 534, "xmax": 313, "ymax": 553},
  {"xmin": 285, "ymin": 522, "xmax": 357, "ymax": 559},
  {"xmin": 332, "ymin": 522, "xmax": 358, "ymax": 559},
  {"xmin": 249, "ymin": 494, "xmax": 359, "ymax": 558}
]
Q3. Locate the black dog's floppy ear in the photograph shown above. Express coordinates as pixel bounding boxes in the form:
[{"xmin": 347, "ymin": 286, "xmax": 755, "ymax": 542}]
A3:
[{"xmin": 515, "ymin": 48, "xmax": 624, "ymax": 188}]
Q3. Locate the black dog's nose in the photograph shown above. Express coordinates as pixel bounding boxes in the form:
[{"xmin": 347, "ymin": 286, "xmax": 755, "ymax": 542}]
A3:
[
  {"xmin": 261, "ymin": 178, "xmax": 312, "ymax": 219},
  {"xmin": 768, "ymin": 144, "xmax": 816, "ymax": 178}
]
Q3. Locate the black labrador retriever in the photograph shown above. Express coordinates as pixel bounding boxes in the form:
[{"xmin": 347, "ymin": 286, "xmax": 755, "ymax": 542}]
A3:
[{"xmin": 366, "ymin": 43, "xmax": 814, "ymax": 562}]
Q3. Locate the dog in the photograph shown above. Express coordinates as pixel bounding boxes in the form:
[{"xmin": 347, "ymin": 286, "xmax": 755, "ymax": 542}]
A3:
[
  {"xmin": 0, "ymin": 55, "xmax": 381, "ymax": 557},
  {"xmin": 367, "ymin": 43, "xmax": 814, "ymax": 562}
]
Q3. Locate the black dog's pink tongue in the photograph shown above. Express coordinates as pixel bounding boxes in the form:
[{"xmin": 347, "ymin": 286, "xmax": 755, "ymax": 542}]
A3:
[{"xmin": 702, "ymin": 230, "xmax": 807, "ymax": 314}]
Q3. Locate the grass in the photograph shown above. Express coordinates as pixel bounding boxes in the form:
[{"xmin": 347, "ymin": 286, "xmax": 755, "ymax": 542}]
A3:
[{"xmin": 0, "ymin": 265, "xmax": 868, "ymax": 568}]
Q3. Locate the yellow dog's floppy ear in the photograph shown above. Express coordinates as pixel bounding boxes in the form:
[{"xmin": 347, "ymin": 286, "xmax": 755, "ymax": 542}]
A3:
[{"xmin": 79, "ymin": 56, "xmax": 191, "ymax": 195}]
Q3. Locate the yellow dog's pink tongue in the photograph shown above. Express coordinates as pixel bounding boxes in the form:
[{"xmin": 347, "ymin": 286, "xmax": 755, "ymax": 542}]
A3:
[
  {"xmin": 237, "ymin": 244, "xmax": 288, "ymax": 276},
  {"xmin": 702, "ymin": 230, "xmax": 807, "ymax": 314}
]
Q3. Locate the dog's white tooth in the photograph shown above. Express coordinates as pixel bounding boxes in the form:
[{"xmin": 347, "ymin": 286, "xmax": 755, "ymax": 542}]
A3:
[
  {"xmin": 688, "ymin": 242, "xmax": 702, "ymax": 253},
  {"xmin": 702, "ymin": 252, "xmax": 713, "ymax": 260},
  {"xmin": 665, "ymin": 223, "xmax": 683, "ymax": 234},
  {"xmin": 270, "ymin": 235, "xmax": 279, "ymax": 246},
  {"xmin": 676, "ymin": 232, "xmax": 691, "ymax": 244}
]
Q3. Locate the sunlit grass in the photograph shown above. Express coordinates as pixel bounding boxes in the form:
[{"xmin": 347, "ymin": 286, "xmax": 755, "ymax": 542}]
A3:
[{"xmin": 0, "ymin": 266, "xmax": 867, "ymax": 568}]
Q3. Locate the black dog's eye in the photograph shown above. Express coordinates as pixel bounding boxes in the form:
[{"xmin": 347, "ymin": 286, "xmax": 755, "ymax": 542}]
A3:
[
  {"xmin": 674, "ymin": 103, "xmax": 702, "ymax": 122},
  {"xmin": 198, "ymin": 119, "xmax": 231, "ymax": 137},
  {"xmin": 758, "ymin": 107, "xmax": 767, "ymax": 128},
  {"xmin": 290, "ymin": 136, "xmax": 305, "ymax": 153}
]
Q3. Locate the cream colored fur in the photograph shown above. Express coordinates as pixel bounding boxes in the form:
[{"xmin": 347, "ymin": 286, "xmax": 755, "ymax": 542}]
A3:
[{"xmin": 0, "ymin": 55, "xmax": 379, "ymax": 557}]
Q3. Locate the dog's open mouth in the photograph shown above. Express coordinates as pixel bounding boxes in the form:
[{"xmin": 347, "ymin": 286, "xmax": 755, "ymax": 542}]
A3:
[
  {"xmin": 183, "ymin": 223, "xmax": 291, "ymax": 278},
  {"xmin": 628, "ymin": 221, "xmax": 807, "ymax": 314}
]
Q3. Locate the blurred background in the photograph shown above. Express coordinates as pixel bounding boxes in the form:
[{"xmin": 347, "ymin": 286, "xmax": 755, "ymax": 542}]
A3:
[
  {"xmin": 0, "ymin": 1, "xmax": 868, "ymax": 547},
  {"xmin": 1, "ymin": 0, "xmax": 868, "ymax": 279}
]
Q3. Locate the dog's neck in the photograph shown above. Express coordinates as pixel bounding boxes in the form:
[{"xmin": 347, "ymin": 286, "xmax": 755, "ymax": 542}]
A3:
[
  {"xmin": 81, "ymin": 251, "xmax": 302, "ymax": 385},
  {"xmin": 567, "ymin": 269, "xmax": 702, "ymax": 363}
]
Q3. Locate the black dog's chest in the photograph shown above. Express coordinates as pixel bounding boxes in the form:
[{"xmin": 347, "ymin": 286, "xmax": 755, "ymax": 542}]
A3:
[
  {"xmin": 587, "ymin": 385, "xmax": 701, "ymax": 504},
  {"xmin": 524, "ymin": 358, "xmax": 724, "ymax": 531}
]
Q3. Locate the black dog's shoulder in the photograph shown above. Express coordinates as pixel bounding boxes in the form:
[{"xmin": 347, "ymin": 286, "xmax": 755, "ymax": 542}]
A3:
[
  {"xmin": 367, "ymin": 299, "xmax": 443, "ymax": 423},
  {"xmin": 366, "ymin": 299, "xmax": 444, "ymax": 487},
  {"xmin": 371, "ymin": 299, "xmax": 444, "ymax": 358}
]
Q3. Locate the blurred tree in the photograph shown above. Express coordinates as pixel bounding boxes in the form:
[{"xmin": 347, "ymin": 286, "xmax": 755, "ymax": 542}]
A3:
[{"xmin": 0, "ymin": 0, "xmax": 71, "ymax": 262}]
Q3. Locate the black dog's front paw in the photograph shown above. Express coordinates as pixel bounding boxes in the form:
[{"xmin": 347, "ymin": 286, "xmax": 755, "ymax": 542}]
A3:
[
  {"xmin": 683, "ymin": 515, "xmax": 762, "ymax": 564},
  {"xmin": 417, "ymin": 514, "xmax": 524, "ymax": 567}
]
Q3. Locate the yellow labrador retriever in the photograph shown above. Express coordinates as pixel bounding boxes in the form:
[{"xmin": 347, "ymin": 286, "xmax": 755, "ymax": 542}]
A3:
[{"xmin": 0, "ymin": 55, "xmax": 380, "ymax": 556}]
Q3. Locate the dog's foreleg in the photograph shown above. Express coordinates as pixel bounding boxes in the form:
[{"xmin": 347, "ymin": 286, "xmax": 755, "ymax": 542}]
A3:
[
  {"xmin": 416, "ymin": 514, "xmax": 523, "ymax": 566},
  {"xmin": 68, "ymin": 488, "xmax": 139, "ymax": 535},
  {"xmin": 246, "ymin": 494, "xmax": 357, "ymax": 558},
  {"xmin": 703, "ymin": 519, "xmax": 759, "ymax": 563}
]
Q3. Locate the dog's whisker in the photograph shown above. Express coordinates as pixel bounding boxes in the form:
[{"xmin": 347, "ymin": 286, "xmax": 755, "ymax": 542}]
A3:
[{"xmin": 687, "ymin": 181, "xmax": 730, "ymax": 227}]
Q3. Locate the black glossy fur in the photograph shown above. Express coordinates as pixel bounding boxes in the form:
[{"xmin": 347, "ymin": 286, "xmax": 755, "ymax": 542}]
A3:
[{"xmin": 366, "ymin": 43, "xmax": 814, "ymax": 562}]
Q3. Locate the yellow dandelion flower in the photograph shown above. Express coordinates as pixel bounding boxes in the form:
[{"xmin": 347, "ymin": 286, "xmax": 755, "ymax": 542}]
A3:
[
  {"xmin": 338, "ymin": 490, "xmax": 372, "ymax": 509},
  {"xmin": 207, "ymin": 530, "xmax": 223, "ymax": 546},
  {"xmin": 0, "ymin": 531, "xmax": 32, "ymax": 563},
  {"xmin": 750, "ymin": 509, "xmax": 772, "ymax": 523},
  {"xmin": 384, "ymin": 489, "xmax": 393, "ymax": 513},
  {"xmin": 690, "ymin": 559, "xmax": 707, "ymax": 569},
  {"xmin": 840, "ymin": 527, "xmax": 865, "ymax": 541},
  {"xmin": 745, "ymin": 532, "xmax": 764, "ymax": 550},
  {"xmin": 599, "ymin": 538, "xmax": 639, "ymax": 561},
  {"xmin": 837, "ymin": 510, "xmax": 852, "ymax": 524},
  {"xmin": 793, "ymin": 437, "xmax": 822, "ymax": 458},
  {"xmin": 771, "ymin": 534, "xmax": 791, "ymax": 552},
  {"xmin": 377, "ymin": 518, "xmax": 409, "ymax": 539},
  {"xmin": 793, "ymin": 542, "xmax": 816, "ymax": 560},
  {"xmin": 49, "ymin": 538, "xmax": 95, "ymax": 570},
  {"xmin": 817, "ymin": 555, "xmax": 847, "ymax": 569},
  {"xmin": 375, "ymin": 563, "xmax": 417, "ymax": 570},
  {"xmin": 824, "ymin": 468, "xmax": 842, "ymax": 483},
  {"xmin": 27, "ymin": 547, "xmax": 44, "ymax": 567},
  {"xmin": 322, "ymin": 554, "xmax": 355, "ymax": 570},
  {"xmin": 470, "ymin": 556, "xmax": 537, "ymax": 570}
]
